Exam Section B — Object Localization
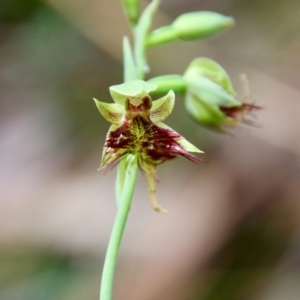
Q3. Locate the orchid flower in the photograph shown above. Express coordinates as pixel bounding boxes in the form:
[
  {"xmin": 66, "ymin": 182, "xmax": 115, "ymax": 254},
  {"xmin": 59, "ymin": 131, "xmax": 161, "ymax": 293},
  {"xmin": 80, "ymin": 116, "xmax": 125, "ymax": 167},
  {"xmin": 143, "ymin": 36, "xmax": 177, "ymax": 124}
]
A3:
[
  {"xmin": 94, "ymin": 80, "xmax": 202, "ymax": 213},
  {"xmin": 183, "ymin": 58, "xmax": 261, "ymax": 131}
]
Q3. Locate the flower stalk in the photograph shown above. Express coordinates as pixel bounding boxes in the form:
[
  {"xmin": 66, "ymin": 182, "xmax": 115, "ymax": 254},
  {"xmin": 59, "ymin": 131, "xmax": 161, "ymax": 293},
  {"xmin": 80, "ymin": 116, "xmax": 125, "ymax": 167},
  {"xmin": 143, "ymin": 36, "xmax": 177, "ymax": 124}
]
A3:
[
  {"xmin": 100, "ymin": 2, "xmax": 160, "ymax": 298},
  {"xmin": 100, "ymin": 155, "xmax": 137, "ymax": 300}
]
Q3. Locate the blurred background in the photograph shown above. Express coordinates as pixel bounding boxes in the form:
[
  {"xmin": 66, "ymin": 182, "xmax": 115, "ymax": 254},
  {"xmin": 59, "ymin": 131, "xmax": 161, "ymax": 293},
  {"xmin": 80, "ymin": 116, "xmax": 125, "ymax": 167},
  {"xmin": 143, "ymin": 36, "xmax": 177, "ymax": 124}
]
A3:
[{"xmin": 0, "ymin": 0, "xmax": 300, "ymax": 299}]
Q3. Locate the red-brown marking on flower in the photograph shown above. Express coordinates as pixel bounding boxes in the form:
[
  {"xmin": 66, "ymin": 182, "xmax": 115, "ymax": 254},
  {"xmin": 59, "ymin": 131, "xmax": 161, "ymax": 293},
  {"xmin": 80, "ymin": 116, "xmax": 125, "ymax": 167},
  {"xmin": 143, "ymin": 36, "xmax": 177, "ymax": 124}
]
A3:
[
  {"xmin": 103, "ymin": 115, "xmax": 199, "ymax": 170},
  {"xmin": 220, "ymin": 103, "xmax": 262, "ymax": 119},
  {"xmin": 96, "ymin": 81, "xmax": 202, "ymax": 213}
]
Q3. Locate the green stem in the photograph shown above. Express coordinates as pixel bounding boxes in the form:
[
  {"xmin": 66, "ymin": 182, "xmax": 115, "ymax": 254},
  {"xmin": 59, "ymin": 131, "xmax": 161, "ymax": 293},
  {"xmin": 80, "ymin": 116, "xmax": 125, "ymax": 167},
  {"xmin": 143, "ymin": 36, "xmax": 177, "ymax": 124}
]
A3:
[
  {"xmin": 148, "ymin": 75, "xmax": 187, "ymax": 94},
  {"xmin": 99, "ymin": 1, "xmax": 158, "ymax": 298},
  {"xmin": 133, "ymin": 0, "xmax": 160, "ymax": 79},
  {"xmin": 100, "ymin": 156, "xmax": 138, "ymax": 300}
]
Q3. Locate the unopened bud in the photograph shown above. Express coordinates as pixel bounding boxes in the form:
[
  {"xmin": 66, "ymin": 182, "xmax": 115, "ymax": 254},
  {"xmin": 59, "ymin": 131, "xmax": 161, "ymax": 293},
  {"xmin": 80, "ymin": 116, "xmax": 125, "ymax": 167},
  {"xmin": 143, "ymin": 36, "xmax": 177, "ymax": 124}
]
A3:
[
  {"xmin": 184, "ymin": 58, "xmax": 236, "ymax": 96},
  {"xmin": 121, "ymin": 0, "xmax": 140, "ymax": 26},
  {"xmin": 173, "ymin": 11, "xmax": 234, "ymax": 41},
  {"xmin": 183, "ymin": 58, "xmax": 250, "ymax": 130},
  {"xmin": 146, "ymin": 11, "xmax": 234, "ymax": 47}
]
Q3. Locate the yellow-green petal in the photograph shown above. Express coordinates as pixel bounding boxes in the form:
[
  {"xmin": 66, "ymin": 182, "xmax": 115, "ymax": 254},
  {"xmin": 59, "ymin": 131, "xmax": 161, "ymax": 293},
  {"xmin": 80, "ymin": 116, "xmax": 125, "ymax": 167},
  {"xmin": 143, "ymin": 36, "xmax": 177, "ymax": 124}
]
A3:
[
  {"xmin": 150, "ymin": 90, "xmax": 175, "ymax": 123},
  {"xmin": 176, "ymin": 136, "xmax": 204, "ymax": 153},
  {"xmin": 93, "ymin": 99, "xmax": 125, "ymax": 125},
  {"xmin": 109, "ymin": 79, "xmax": 157, "ymax": 105}
]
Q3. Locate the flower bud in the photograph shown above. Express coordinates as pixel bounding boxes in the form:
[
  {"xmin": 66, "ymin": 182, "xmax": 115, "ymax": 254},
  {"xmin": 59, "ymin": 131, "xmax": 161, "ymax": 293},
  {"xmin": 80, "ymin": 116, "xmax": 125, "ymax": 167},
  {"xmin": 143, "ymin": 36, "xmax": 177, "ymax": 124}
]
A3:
[
  {"xmin": 173, "ymin": 11, "xmax": 234, "ymax": 41},
  {"xmin": 146, "ymin": 11, "xmax": 234, "ymax": 47},
  {"xmin": 183, "ymin": 58, "xmax": 260, "ymax": 131},
  {"xmin": 185, "ymin": 58, "xmax": 236, "ymax": 96},
  {"xmin": 121, "ymin": 0, "xmax": 140, "ymax": 26}
]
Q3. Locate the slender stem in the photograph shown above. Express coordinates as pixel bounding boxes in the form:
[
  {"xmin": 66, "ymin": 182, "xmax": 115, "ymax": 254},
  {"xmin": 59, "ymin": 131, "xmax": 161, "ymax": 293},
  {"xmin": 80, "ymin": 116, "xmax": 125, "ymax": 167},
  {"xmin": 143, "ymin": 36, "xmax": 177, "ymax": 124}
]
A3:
[
  {"xmin": 100, "ymin": 156, "xmax": 138, "ymax": 300},
  {"xmin": 100, "ymin": 1, "xmax": 156, "ymax": 298}
]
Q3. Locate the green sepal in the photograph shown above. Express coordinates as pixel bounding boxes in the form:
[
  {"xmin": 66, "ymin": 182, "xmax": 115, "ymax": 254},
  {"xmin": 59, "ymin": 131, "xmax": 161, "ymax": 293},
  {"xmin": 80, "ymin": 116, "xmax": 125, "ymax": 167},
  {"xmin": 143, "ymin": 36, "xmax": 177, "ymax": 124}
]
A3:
[
  {"xmin": 185, "ymin": 76, "xmax": 240, "ymax": 107},
  {"xmin": 148, "ymin": 75, "xmax": 186, "ymax": 94},
  {"xmin": 109, "ymin": 79, "xmax": 157, "ymax": 105},
  {"xmin": 157, "ymin": 122, "xmax": 203, "ymax": 153},
  {"xmin": 150, "ymin": 90, "xmax": 175, "ymax": 123},
  {"xmin": 185, "ymin": 58, "xmax": 236, "ymax": 96},
  {"xmin": 93, "ymin": 99, "xmax": 125, "ymax": 125},
  {"xmin": 184, "ymin": 92, "xmax": 227, "ymax": 128},
  {"xmin": 177, "ymin": 136, "xmax": 204, "ymax": 153}
]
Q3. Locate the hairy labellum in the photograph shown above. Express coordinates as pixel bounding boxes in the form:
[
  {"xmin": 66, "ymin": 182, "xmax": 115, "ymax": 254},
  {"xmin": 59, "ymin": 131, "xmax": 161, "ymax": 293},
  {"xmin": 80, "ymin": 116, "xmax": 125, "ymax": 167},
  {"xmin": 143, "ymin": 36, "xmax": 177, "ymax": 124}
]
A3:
[{"xmin": 104, "ymin": 115, "xmax": 199, "ymax": 170}]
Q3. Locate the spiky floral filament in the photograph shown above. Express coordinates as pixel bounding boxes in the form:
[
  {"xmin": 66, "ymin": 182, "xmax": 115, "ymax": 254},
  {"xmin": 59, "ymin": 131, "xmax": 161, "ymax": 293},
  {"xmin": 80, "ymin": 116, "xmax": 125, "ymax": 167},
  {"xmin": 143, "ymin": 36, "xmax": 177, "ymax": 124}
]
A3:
[
  {"xmin": 102, "ymin": 113, "xmax": 199, "ymax": 212},
  {"xmin": 104, "ymin": 115, "xmax": 198, "ymax": 167}
]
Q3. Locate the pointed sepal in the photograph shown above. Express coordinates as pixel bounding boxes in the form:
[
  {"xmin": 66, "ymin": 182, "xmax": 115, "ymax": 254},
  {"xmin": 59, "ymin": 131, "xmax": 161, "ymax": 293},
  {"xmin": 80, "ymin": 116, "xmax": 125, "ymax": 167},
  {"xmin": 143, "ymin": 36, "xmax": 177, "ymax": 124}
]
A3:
[
  {"xmin": 157, "ymin": 122, "xmax": 203, "ymax": 154},
  {"xmin": 185, "ymin": 58, "xmax": 236, "ymax": 96},
  {"xmin": 150, "ymin": 90, "xmax": 175, "ymax": 123},
  {"xmin": 93, "ymin": 99, "xmax": 125, "ymax": 125},
  {"xmin": 109, "ymin": 79, "xmax": 157, "ymax": 105}
]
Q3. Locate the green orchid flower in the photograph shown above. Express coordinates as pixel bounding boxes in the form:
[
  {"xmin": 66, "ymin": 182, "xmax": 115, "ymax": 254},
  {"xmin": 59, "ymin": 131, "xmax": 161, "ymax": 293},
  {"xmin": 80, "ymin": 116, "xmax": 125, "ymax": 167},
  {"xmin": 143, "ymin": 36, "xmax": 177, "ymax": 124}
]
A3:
[
  {"xmin": 183, "ymin": 58, "xmax": 261, "ymax": 131},
  {"xmin": 94, "ymin": 79, "xmax": 202, "ymax": 213}
]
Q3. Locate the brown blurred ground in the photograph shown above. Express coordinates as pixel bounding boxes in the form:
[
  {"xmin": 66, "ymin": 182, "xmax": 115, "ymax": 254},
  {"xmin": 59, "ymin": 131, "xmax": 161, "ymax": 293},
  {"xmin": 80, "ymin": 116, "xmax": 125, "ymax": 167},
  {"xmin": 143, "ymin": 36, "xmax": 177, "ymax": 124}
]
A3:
[{"xmin": 0, "ymin": 0, "xmax": 300, "ymax": 299}]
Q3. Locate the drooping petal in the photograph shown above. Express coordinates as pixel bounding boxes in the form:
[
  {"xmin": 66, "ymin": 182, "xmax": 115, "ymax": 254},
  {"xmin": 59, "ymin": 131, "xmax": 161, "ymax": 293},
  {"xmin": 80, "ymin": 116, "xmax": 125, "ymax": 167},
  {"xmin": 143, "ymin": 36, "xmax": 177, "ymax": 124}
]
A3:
[
  {"xmin": 150, "ymin": 90, "xmax": 175, "ymax": 123},
  {"xmin": 94, "ymin": 99, "xmax": 125, "ymax": 125},
  {"xmin": 139, "ymin": 159, "xmax": 169, "ymax": 214},
  {"xmin": 109, "ymin": 80, "xmax": 157, "ymax": 105}
]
